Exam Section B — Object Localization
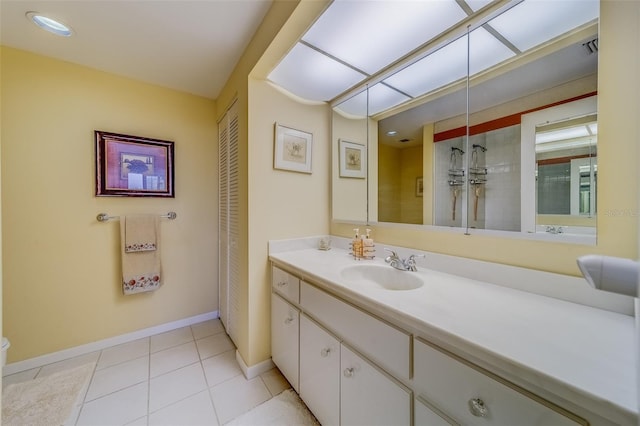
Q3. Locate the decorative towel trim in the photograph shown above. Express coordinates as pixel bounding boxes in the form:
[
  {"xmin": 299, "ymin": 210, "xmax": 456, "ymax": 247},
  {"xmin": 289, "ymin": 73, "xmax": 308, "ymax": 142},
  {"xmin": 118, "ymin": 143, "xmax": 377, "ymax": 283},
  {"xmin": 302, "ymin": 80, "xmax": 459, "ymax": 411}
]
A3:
[
  {"xmin": 125, "ymin": 243, "xmax": 157, "ymax": 253},
  {"xmin": 123, "ymin": 273, "xmax": 161, "ymax": 295}
]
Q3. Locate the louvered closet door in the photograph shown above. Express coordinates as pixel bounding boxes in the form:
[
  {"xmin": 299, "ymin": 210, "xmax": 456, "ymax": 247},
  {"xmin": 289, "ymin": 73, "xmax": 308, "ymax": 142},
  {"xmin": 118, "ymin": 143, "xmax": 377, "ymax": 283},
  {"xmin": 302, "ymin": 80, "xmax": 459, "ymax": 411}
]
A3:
[{"xmin": 218, "ymin": 100, "xmax": 240, "ymax": 344}]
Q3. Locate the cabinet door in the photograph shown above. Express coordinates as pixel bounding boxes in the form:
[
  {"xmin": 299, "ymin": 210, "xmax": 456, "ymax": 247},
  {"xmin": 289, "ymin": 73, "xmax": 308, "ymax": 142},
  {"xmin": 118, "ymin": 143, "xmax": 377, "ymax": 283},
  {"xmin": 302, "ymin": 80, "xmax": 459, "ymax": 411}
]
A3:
[
  {"xmin": 300, "ymin": 315, "xmax": 340, "ymax": 426},
  {"xmin": 271, "ymin": 292, "xmax": 299, "ymax": 391},
  {"xmin": 300, "ymin": 281, "xmax": 410, "ymax": 381},
  {"xmin": 341, "ymin": 344, "xmax": 411, "ymax": 426}
]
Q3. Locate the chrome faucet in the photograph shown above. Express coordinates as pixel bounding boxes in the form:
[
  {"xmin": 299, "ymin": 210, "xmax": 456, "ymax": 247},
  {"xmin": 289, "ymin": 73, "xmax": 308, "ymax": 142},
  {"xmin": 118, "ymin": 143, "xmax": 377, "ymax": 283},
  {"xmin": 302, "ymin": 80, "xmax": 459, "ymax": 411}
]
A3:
[{"xmin": 384, "ymin": 248, "xmax": 425, "ymax": 272}]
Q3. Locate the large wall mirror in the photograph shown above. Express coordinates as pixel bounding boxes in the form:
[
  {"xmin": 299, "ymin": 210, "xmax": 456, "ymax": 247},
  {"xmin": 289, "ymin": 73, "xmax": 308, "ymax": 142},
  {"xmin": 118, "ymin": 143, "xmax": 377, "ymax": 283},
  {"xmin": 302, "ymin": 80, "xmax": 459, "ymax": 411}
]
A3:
[{"xmin": 331, "ymin": 0, "xmax": 599, "ymax": 244}]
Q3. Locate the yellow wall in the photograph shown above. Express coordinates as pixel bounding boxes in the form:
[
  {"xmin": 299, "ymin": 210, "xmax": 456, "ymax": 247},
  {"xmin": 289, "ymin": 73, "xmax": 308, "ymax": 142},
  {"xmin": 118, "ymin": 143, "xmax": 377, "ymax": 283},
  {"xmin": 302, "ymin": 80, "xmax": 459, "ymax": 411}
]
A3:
[
  {"xmin": 1, "ymin": 47, "xmax": 218, "ymax": 362},
  {"xmin": 332, "ymin": 1, "xmax": 640, "ymax": 276},
  {"xmin": 378, "ymin": 144, "xmax": 401, "ymax": 222},
  {"xmin": 400, "ymin": 145, "xmax": 423, "ymax": 224},
  {"xmin": 378, "ymin": 144, "xmax": 423, "ymax": 224},
  {"xmin": 246, "ymin": 78, "xmax": 330, "ymax": 366}
]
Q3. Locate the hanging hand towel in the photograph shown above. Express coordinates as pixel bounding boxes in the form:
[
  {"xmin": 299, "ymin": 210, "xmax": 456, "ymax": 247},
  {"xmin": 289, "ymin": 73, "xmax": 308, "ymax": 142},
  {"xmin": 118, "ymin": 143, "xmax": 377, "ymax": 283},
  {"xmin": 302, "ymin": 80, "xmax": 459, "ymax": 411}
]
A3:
[{"xmin": 120, "ymin": 215, "xmax": 161, "ymax": 295}]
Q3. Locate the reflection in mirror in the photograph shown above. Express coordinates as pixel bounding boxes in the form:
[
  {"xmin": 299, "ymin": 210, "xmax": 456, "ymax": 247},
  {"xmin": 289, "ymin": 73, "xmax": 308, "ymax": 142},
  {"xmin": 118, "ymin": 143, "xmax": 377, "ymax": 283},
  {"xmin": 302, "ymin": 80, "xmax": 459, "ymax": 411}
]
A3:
[
  {"xmin": 332, "ymin": 90, "xmax": 368, "ymax": 223},
  {"xmin": 535, "ymin": 114, "xmax": 597, "ymax": 236},
  {"xmin": 378, "ymin": 32, "xmax": 469, "ymax": 226},
  {"xmin": 521, "ymin": 96, "xmax": 597, "ymax": 239},
  {"xmin": 372, "ymin": 0, "xmax": 598, "ymax": 242}
]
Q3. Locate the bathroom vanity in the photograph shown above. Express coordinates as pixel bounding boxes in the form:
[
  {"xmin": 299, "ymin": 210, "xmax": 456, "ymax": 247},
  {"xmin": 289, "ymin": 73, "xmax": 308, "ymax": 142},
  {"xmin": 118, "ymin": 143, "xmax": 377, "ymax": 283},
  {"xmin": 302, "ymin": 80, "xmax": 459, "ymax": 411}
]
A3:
[{"xmin": 269, "ymin": 238, "xmax": 637, "ymax": 426}]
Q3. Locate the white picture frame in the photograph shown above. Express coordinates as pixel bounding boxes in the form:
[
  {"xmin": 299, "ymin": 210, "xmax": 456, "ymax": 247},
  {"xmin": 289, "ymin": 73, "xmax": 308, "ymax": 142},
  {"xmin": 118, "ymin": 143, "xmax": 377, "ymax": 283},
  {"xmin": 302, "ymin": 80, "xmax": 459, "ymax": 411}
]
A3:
[
  {"xmin": 274, "ymin": 123, "xmax": 313, "ymax": 174},
  {"xmin": 339, "ymin": 139, "xmax": 366, "ymax": 179}
]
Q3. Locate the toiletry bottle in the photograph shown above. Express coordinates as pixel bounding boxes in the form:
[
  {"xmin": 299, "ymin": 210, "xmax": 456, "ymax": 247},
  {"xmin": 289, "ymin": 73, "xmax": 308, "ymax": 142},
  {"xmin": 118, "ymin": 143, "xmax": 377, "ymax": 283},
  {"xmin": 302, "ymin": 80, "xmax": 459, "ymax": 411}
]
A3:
[
  {"xmin": 363, "ymin": 229, "xmax": 374, "ymax": 258},
  {"xmin": 352, "ymin": 228, "xmax": 362, "ymax": 259}
]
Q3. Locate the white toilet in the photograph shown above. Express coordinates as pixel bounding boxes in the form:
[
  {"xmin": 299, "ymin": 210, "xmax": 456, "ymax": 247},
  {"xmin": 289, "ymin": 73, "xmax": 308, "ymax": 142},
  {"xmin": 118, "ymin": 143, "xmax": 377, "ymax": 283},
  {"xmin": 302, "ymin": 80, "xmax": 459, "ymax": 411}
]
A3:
[{"xmin": 2, "ymin": 337, "xmax": 10, "ymax": 367}]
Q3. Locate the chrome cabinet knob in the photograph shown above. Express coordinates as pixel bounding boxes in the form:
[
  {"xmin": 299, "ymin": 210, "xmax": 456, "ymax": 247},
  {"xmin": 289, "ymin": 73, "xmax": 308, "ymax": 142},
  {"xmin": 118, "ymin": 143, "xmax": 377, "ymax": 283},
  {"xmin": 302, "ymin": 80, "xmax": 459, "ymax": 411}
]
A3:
[
  {"xmin": 284, "ymin": 317, "xmax": 294, "ymax": 325},
  {"xmin": 321, "ymin": 348, "xmax": 331, "ymax": 358},
  {"xmin": 276, "ymin": 281, "xmax": 287, "ymax": 288},
  {"xmin": 468, "ymin": 398, "xmax": 488, "ymax": 417},
  {"xmin": 343, "ymin": 367, "xmax": 354, "ymax": 378}
]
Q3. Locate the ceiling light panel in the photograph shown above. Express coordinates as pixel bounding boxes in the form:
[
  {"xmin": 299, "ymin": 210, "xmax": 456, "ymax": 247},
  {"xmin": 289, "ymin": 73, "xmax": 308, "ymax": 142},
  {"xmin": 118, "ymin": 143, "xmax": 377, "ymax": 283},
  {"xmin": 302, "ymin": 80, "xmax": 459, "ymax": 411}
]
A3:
[
  {"xmin": 383, "ymin": 35, "xmax": 467, "ymax": 98},
  {"xmin": 464, "ymin": 0, "xmax": 495, "ymax": 12},
  {"xmin": 302, "ymin": 0, "xmax": 468, "ymax": 75},
  {"xmin": 469, "ymin": 26, "xmax": 516, "ymax": 75},
  {"xmin": 536, "ymin": 126, "xmax": 590, "ymax": 144},
  {"xmin": 488, "ymin": 0, "xmax": 599, "ymax": 52},
  {"xmin": 334, "ymin": 90, "xmax": 368, "ymax": 118},
  {"xmin": 367, "ymin": 83, "xmax": 411, "ymax": 116},
  {"xmin": 268, "ymin": 43, "xmax": 366, "ymax": 102}
]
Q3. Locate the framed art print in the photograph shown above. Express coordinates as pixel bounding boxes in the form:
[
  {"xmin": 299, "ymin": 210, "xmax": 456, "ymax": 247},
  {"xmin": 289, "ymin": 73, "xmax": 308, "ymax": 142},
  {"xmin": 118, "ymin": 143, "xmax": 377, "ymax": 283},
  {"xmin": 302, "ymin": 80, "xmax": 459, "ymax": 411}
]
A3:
[
  {"xmin": 274, "ymin": 123, "xmax": 313, "ymax": 174},
  {"xmin": 95, "ymin": 130, "xmax": 175, "ymax": 197},
  {"xmin": 339, "ymin": 139, "xmax": 366, "ymax": 179}
]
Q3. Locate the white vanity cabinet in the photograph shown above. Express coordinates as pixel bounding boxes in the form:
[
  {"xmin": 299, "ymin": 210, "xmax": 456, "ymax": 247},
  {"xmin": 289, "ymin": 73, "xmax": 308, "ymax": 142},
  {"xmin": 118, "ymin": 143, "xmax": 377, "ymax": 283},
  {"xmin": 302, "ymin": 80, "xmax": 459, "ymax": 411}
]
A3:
[
  {"xmin": 300, "ymin": 280, "xmax": 411, "ymax": 382},
  {"xmin": 341, "ymin": 344, "xmax": 412, "ymax": 426},
  {"xmin": 271, "ymin": 266, "xmax": 301, "ymax": 391},
  {"xmin": 299, "ymin": 314, "xmax": 340, "ymax": 426},
  {"xmin": 271, "ymin": 262, "xmax": 596, "ymax": 426},
  {"xmin": 413, "ymin": 337, "xmax": 586, "ymax": 425}
]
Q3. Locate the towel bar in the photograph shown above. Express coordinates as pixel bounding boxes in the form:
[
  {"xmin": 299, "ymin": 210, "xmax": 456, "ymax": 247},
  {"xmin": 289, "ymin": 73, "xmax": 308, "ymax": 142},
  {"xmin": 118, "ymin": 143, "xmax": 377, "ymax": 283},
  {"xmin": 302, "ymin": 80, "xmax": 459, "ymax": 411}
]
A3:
[{"xmin": 96, "ymin": 212, "xmax": 177, "ymax": 222}]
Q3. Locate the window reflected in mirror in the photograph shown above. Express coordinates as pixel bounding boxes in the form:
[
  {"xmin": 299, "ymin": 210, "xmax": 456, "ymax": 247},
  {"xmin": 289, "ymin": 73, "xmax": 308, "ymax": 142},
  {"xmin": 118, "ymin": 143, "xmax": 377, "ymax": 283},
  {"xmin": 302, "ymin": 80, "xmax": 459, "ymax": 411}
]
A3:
[{"xmin": 535, "ymin": 114, "xmax": 597, "ymax": 236}]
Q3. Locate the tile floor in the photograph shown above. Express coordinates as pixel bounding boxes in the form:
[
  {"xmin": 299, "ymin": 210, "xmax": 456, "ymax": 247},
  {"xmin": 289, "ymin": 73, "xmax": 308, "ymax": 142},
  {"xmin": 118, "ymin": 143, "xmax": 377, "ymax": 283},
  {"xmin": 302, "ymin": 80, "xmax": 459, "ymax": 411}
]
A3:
[{"xmin": 2, "ymin": 319, "xmax": 292, "ymax": 425}]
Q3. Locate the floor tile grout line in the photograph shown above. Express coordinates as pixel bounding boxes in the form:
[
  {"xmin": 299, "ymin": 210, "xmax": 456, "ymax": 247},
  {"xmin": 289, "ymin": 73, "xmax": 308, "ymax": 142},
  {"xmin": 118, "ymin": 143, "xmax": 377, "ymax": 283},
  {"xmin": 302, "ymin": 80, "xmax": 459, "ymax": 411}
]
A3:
[
  {"xmin": 74, "ymin": 352, "xmax": 101, "ymax": 425},
  {"xmin": 15, "ymin": 319, "xmax": 236, "ymax": 426}
]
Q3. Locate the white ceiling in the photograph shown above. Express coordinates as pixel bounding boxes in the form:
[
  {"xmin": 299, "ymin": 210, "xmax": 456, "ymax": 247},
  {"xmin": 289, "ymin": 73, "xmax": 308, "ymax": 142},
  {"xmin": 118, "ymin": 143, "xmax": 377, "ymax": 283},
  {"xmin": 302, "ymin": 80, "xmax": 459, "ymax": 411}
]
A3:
[{"xmin": 0, "ymin": 0, "xmax": 273, "ymax": 99}]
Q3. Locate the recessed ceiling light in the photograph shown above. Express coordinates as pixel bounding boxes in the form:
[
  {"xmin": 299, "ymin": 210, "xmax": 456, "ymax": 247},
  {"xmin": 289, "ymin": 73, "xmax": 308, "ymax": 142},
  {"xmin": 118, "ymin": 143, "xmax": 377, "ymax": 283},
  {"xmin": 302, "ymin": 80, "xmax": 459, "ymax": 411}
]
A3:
[
  {"xmin": 26, "ymin": 12, "xmax": 73, "ymax": 37},
  {"xmin": 386, "ymin": 130, "xmax": 398, "ymax": 136}
]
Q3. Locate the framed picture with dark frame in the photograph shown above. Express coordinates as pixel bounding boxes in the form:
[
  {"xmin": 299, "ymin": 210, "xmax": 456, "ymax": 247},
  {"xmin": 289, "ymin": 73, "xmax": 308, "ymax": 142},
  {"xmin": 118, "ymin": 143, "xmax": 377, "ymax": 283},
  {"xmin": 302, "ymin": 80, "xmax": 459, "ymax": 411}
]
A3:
[{"xmin": 95, "ymin": 130, "xmax": 175, "ymax": 197}]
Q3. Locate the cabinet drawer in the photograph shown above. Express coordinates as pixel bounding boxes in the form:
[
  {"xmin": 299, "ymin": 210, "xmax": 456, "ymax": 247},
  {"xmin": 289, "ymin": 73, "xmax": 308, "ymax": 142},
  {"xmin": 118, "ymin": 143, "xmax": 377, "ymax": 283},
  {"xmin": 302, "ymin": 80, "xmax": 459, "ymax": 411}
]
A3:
[
  {"xmin": 300, "ymin": 281, "xmax": 410, "ymax": 381},
  {"xmin": 272, "ymin": 266, "xmax": 300, "ymax": 304},
  {"xmin": 271, "ymin": 293, "xmax": 299, "ymax": 392},
  {"xmin": 413, "ymin": 338, "xmax": 586, "ymax": 425},
  {"xmin": 415, "ymin": 396, "xmax": 459, "ymax": 426}
]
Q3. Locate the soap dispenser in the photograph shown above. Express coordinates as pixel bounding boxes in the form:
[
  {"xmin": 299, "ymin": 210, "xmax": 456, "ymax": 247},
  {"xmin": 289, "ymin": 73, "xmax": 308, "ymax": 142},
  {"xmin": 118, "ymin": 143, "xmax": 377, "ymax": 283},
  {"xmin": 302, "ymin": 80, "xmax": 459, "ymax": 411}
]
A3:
[
  {"xmin": 363, "ymin": 228, "xmax": 375, "ymax": 259},
  {"xmin": 352, "ymin": 228, "xmax": 363, "ymax": 259}
]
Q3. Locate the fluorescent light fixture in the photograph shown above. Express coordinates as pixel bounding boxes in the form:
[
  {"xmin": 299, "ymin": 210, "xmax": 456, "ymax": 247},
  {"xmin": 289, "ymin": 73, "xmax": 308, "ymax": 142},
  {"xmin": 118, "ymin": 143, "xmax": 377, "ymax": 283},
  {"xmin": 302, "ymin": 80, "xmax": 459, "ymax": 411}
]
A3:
[
  {"xmin": 535, "ymin": 138, "xmax": 595, "ymax": 153},
  {"xmin": 26, "ymin": 12, "xmax": 73, "ymax": 37},
  {"xmin": 268, "ymin": 43, "xmax": 366, "ymax": 102},
  {"xmin": 302, "ymin": 0, "xmax": 467, "ymax": 75},
  {"xmin": 384, "ymin": 35, "xmax": 467, "ymax": 97},
  {"xmin": 367, "ymin": 83, "xmax": 411, "ymax": 116},
  {"xmin": 536, "ymin": 123, "xmax": 597, "ymax": 144},
  {"xmin": 469, "ymin": 27, "xmax": 515, "ymax": 75},
  {"xmin": 334, "ymin": 90, "xmax": 368, "ymax": 118},
  {"xmin": 465, "ymin": 0, "xmax": 495, "ymax": 12},
  {"xmin": 488, "ymin": 0, "xmax": 599, "ymax": 52}
]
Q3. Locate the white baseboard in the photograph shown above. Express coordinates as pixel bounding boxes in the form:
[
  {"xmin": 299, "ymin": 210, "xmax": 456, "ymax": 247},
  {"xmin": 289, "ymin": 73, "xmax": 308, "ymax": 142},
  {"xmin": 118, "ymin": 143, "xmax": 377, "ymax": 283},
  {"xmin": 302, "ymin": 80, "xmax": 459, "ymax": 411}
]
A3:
[
  {"xmin": 235, "ymin": 350, "xmax": 274, "ymax": 380},
  {"xmin": 3, "ymin": 311, "xmax": 218, "ymax": 376}
]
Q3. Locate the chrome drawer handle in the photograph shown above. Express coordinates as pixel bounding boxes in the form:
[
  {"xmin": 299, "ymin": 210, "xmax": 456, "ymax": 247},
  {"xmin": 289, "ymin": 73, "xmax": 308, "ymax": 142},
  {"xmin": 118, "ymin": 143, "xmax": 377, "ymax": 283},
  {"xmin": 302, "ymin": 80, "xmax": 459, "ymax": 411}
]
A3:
[
  {"xmin": 276, "ymin": 281, "xmax": 287, "ymax": 287},
  {"xmin": 343, "ymin": 367, "xmax": 354, "ymax": 378},
  {"xmin": 320, "ymin": 348, "xmax": 331, "ymax": 357},
  {"xmin": 284, "ymin": 317, "xmax": 294, "ymax": 325},
  {"xmin": 468, "ymin": 398, "xmax": 488, "ymax": 417}
]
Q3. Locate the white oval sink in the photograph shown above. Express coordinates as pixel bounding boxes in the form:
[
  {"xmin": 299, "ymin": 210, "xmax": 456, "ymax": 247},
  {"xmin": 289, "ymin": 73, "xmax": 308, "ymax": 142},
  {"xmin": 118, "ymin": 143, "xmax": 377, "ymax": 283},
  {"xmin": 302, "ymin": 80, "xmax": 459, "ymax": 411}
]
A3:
[{"xmin": 340, "ymin": 264, "xmax": 424, "ymax": 291}]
